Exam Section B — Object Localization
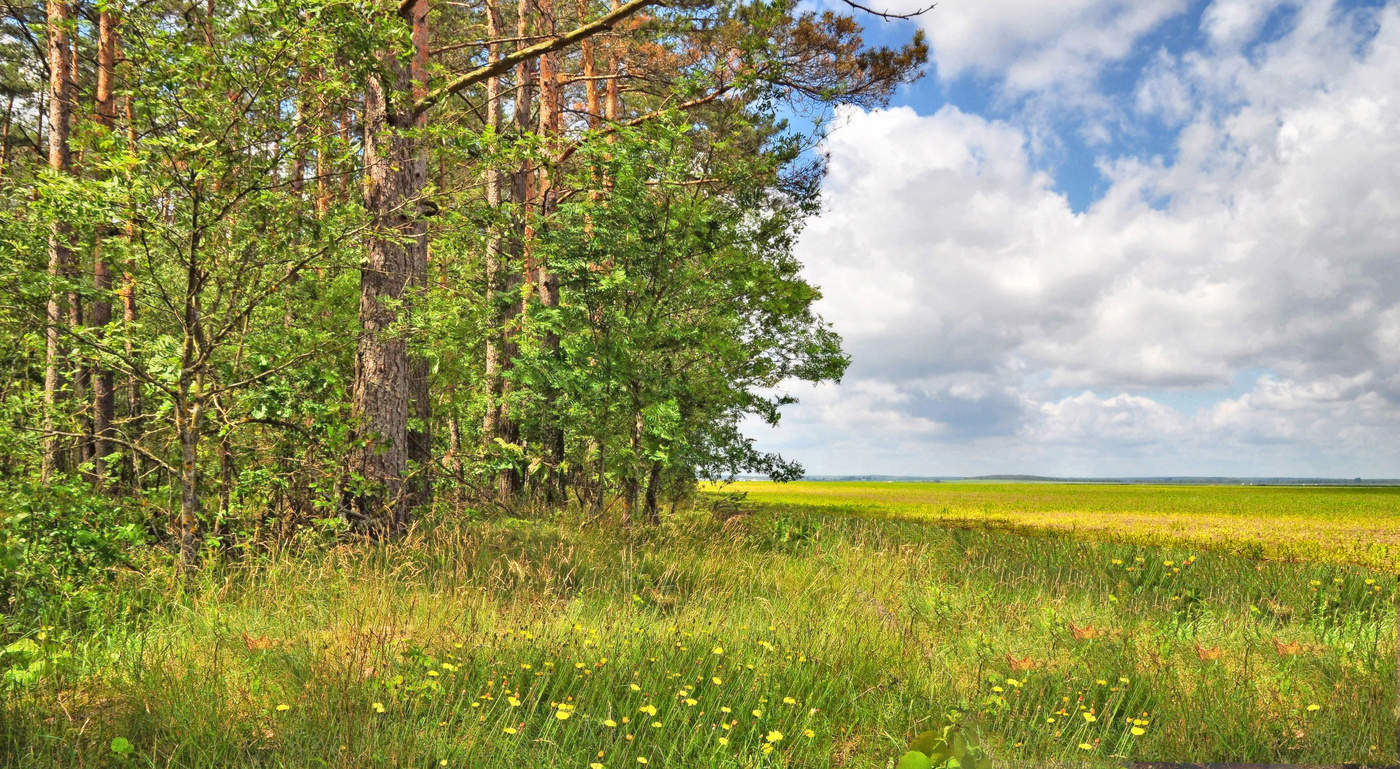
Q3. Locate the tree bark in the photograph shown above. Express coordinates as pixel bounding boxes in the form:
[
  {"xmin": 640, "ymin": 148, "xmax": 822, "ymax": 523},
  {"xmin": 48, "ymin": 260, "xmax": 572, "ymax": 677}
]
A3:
[
  {"xmin": 536, "ymin": 0, "xmax": 565, "ymax": 504},
  {"xmin": 0, "ymin": 92, "xmax": 13, "ymax": 181},
  {"xmin": 121, "ymin": 96, "xmax": 142, "ymax": 488},
  {"xmin": 176, "ymin": 190, "xmax": 208, "ymax": 569},
  {"xmin": 91, "ymin": 2, "xmax": 118, "ymax": 489},
  {"xmin": 406, "ymin": 0, "xmax": 433, "ymax": 511},
  {"xmin": 42, "ymin": 0, "xmax": 74, "ymax": 481},
  {"xmin": 643, "ymin": 459, "xmax": 661, "ymax": 523},
  {"xmin": 348, "ymin": 2, "xmax": 426, "ymax": 534},
  {"xmin": 481, "ymin": 0, "xmax": 509, "ymax": 475},
  {"xmin": 623, "ymin": 391, "xmax": 641, "ymax": 525},
  {"xmin": 496, "ymin": 0, "xmax": 536, "ymax": 500},
  {"xmin": 579, "ymin": 0, "xmax": 600, "ymax": 129}
]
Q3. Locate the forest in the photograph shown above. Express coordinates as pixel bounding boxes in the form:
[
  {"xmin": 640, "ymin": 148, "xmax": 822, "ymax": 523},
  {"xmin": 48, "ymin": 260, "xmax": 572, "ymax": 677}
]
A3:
[{"xmin": 0, "ymin": 0, "xmax": 924, "ymax": 590}]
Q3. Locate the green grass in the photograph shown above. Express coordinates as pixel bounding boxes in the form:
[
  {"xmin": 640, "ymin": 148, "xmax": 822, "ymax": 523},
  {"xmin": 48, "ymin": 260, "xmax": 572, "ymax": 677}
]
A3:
[
  {"xmin": 721, "ymin": 480, "xmax": 1400, "ymax": 571},
  {"xmin": 1, "ymin": 488, "xmax": 1395, "ymax": 768}
]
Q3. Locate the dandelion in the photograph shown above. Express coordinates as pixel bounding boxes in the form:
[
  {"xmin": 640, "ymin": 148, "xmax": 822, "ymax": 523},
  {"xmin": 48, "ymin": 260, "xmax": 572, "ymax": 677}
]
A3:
[
  {"xmin": 1307, "ymin": 704, "xmax": 1321, "ymax": 712},
  {"xmin": 766, "ymin": 730, "xmax": 784, "ymax": 743},
  {"xmin": 752, "ymin": 709, "xmax": 763, "ymax": 718},
  {"xmin": 712, "ymin": 646, "xmax": 724, "ymax": 655},
  {"xmin": 591, "ymin": 764, "xmax": 605, "ymax": 769},
  {"xmin": 556, "ymin": 709, "xmax": 573, "ymax": 721},
  {"xmin": 1082, "ymin": 713, "xmax": 1097, "ymax": 723},
  {"xmin": 637, "ymin": 757, "xmax": 648, "ymax": 764},
  {"xmin": 502, "ymin": 727, "xmax": 517, "ymax": 734},
  {"xmin": 440, "ymin": 761, "xmax": 448, "ymax": 767},
  {"xmin": 1078, "ymin": 743, "xmax": 1094, "ymax": 751},
  {"xmin": 720, "ymin": 707, "xmax": 731, "ymax": 714},
  {"xmin": 630, "ymin": 684, "xmax": 642, "ymax": 692},
  {"xmin": 651, "ymin": 721, "xmax": 662, "ymax": 728},
  {"xmin": 603, "ymin": 719, "xmax": 618, "ymax": 728},
  {"xmin": 372, "ymin": 702, "xmax": 386, "ymax": 713},
  {"xmin": 761, "ymin": 744, "xmax": 774, "ymax": 755},
  {"xmin": 276, "ymin": 704, "xmax": 290, "ymax": 712},
  {"xmin": 803, "ymin": 729, "xmax": 815, "ymax": 738},
  {"xmin": 508, "ymin": 696, "xmax": 522, "ymax": 707},
  {"xmin": 639, "ymin": 704, "xmax": 658, "ymax": 716},
  {"xmin": 783, "ymin": 697, "xmax": 797, "ymax": 705},
  {"xmin": 712, "ymin": 677, "xmax": 723, "ymax": 685},
  {"xmin": 1131, "ymin": 727, "xmax": 1146, "ymax": 736},
  {"xmin": 685, "ymin": 698, "xmax": 698, "ymax": 706},
  {"xmin": 718, "ymin": 737, "xmax": 729, "ymax": 746}
]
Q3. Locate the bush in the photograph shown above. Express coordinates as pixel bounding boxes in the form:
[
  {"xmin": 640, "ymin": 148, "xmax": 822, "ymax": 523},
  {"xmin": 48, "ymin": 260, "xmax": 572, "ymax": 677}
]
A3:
[{"xmin": 0, "ymin": 476, "xmax": 147, "ymax": 631}]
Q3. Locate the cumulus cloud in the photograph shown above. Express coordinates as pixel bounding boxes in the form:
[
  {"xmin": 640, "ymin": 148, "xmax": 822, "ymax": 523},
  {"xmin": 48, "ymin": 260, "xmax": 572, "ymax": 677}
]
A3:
[
  {"xmin": 761, "ymin": 0, "xmax": 1400, "ymax": 476},
  {"xmin": 912, "ymin": 0, "xmax": 1189, "ymax": 96}
]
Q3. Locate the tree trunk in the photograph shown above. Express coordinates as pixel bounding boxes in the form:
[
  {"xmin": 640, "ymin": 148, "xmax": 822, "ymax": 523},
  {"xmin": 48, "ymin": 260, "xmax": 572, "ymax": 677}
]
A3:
[
  {"xmin": 643, "ymin": 459, "xmax": 661, "ymax": 523},
  {"xmin": 121, "ymin": 96, "xmax": 142, "ymax": 489},
  {"xmin": 623, "ymin": 399, "xmax": 641, "ymax": 525},
  {"xmin": 91, "ymin": 3, "xmax": 118, "ymax": 490},
  {"xmin": 536, "ymin": 0, "xmax": 565, "ymax": 505},
  {"xmin": 579, "ymin": 0, "xmax": 600, "ymax": 129},
  {"xmin": 0, "ymin": 92, "xmax": 13, "ymax": 181},
  {"xmin": 176, "ymin": 200, "xmax": 208, "ymax": 569},
  {"xmin": 348, "ymin": 3, "xmax": 426, "ymax": 534},
  {"xmin": 42, "ymin": 0, "xmax": 74, "ymax": 481},
  {"xmin": 496, "ymin": 0, "xmax": 536, "ymax": 499},
  {"xmin": 481, "ymin": 0, "xmax": 510, "ymax": 485},
  {"xmin": 405, "ymin": 0, "xmax": 433, "ymax": 511},
  {"xmin": 176, "ymin": 396, "xmax": 203, "ymax": 569}
]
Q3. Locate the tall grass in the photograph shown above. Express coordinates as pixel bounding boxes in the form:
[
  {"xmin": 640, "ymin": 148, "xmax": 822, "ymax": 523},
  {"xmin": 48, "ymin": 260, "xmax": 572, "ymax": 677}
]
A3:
[{"xmin": 1, "ymin": 503, "xmax": 1393, "ymax": 768}]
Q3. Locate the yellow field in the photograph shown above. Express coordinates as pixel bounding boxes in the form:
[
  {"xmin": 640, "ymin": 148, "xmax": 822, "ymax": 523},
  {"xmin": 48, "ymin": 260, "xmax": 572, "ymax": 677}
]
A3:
[{"xmin": 716, "ymin": 481, "xmax": 1400, "ymax": 571}]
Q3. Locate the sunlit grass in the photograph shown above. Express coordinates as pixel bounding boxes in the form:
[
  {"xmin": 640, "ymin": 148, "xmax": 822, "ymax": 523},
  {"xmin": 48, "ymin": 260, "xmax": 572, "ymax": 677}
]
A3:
[{"xmin": 1, "ymin": 500, "xmax": 1393, "ymax": 767}]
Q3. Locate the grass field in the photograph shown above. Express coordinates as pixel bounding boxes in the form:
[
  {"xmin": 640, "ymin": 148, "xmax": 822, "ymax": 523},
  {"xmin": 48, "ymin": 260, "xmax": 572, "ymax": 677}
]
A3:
[
  {"xmin": 1, "ymin": 483, "xmax": 1395, "ymax": 768},
  {"xmin": 723, "ymin": 480, "xmax": 1400, "ymax": 571}
]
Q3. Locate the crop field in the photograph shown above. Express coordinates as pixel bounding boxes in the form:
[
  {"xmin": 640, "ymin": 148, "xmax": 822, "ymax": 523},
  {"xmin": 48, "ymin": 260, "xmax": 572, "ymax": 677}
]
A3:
[
  {"xmin": 725, "ymin": 480, "xmax": 1400, "ymax": 571},
  {"xmin": 2, "ymin": 484, "xmax": 1396, "ymax": 768}
]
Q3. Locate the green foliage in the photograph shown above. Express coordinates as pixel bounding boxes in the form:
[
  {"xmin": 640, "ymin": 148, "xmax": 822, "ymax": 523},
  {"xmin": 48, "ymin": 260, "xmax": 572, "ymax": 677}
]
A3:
[
  {"xmin": 0, "ymin": 477, "xmax": 146, "ymax": 627},
  {"xmin": 901, "ymin": 719, "xmax": 994, "ymax": 769}
]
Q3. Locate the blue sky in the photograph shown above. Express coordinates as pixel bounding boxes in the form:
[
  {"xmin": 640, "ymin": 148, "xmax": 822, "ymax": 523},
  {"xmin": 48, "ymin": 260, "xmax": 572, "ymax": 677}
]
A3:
[{"xmin": 751, "ymin": 0, "xmax": 1400, "ymax": 477}]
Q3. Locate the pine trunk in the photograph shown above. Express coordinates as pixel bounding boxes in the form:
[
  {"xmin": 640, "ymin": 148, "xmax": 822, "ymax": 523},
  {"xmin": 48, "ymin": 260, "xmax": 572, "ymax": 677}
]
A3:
[
  {"xmin": 536, "ymin": 0, "xmax": 565, "ymax": 504},
  {"xmin": 42, "ymin": 0, "xmax": 73, "ymax": 481},
  {"xmin": 91, "ymin": 4, "xmax": 118, "ymax": 489},
  {"xmin": 406, "ymin": 0, "xmax": 433, "ymax": 511},
  {"xmin": 349, "ymin": 1, "xmax": 427, "ymax": 534},
  {"xmin": 481, "ymin": 0, "xmax": 509, "ymax": 472}
]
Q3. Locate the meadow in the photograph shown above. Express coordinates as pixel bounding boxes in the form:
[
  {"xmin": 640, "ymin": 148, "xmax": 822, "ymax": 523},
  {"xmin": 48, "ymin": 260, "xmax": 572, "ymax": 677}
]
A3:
[{"xmin": 1, "ymin": 483, "xmax": 1395, "ymax": 768}]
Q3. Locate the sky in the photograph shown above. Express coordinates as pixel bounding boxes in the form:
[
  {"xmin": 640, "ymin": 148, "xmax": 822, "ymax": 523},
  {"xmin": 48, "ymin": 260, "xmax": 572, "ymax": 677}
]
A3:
[{"xmin": 749, "ymin": 0, "xmax": 1400, "ymax": 478}]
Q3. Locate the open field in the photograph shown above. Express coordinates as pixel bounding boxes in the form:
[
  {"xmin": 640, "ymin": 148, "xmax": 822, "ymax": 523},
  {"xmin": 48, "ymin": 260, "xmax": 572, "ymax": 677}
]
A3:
[
  {"xmin": 2, "ymin": 491, "xmax": 1394, "ymax": 768},
  {"xmin": 721, "ymin": 481, "xmax": 1400, "ymax": 571}
]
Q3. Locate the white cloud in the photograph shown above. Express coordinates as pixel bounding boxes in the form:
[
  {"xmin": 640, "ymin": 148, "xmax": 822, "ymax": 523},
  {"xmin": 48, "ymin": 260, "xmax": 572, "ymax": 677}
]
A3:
[
  {"xmin": 764, "ymin": 1, "xmax": 1400, "ymax": 476},
  {"xmin": 914, "ymin": 0, "xmax": 1189, "ymax": 95},
  {"xmin": 1200, "ymin": 0, "xmax": 1292, "ymax": 49}
]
